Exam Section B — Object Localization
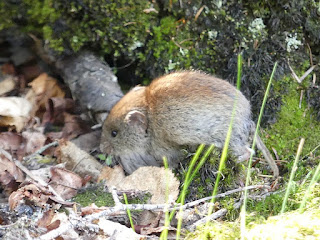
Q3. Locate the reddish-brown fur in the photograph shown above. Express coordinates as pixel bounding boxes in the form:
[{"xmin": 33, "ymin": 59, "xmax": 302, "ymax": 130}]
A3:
[{"xmin": 101, "ymin": 71, "xmax": 279, "ymax": 176}]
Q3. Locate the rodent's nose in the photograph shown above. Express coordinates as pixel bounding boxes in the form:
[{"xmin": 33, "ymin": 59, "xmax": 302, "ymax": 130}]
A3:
[{"xmin": 100, "ymin": 142, "xmax": 112, "ymax": 154}]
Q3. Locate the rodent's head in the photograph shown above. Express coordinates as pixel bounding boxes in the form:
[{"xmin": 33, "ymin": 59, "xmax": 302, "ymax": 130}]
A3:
[{"xmin": 100, "ymin": 87, "xmax": 150, "ymax": 168}]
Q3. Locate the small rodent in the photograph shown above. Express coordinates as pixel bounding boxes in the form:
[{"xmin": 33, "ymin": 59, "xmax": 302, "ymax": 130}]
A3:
[{"xmin": 100, "ymin": 71, "xmax": 279, "ymax": 177}]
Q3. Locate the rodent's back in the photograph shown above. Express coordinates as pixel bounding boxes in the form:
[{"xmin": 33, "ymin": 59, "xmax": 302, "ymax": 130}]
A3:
[{"xmin": 146, "ymin": 71, "xmax": 252, "ymax": 150}]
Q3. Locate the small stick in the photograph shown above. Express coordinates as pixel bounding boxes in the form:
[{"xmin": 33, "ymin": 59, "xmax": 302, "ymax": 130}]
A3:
[
  {"xmin": 84, "ymin": 184, "xmax": 270, "ymax": 221},
  {"xmin": 111, "ymin": 186, "xmax": 122, "ymax": 207},
  {"xmin": 299, "ymin": 90, "xmax": 304, "ymax": 108},
  {"xmin": 187, "ymin": 208, "xmax": 228, "ymax": 231},
  {"xmin": 23, "ymin": 141, "xmax": 59, "ymax": 161}
]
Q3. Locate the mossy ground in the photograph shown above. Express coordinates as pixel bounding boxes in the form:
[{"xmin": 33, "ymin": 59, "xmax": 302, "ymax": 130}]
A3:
[
  {"xmin": 185, "ymin": 183, "xmax": 320, "ymax": 239},
  {"xmin": 183, "ymin": 65, "xmax": 320, "ymax": 238},
  {"xmin": 264, "ymin": 75, "xmax": 320, "ymax": 160},
  {"xmin": 72, "ymin": 185, "xmax": 151, "ymax": 207},
  {"xmin": 1, "ymin": 1, "xmax": 320, "ymax": 238}
]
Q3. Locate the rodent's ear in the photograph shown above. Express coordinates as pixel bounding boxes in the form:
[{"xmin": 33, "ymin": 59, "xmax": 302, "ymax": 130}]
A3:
[{"xmin": 124, "ymin": 110, "xmax": 148, "ymax": 132}]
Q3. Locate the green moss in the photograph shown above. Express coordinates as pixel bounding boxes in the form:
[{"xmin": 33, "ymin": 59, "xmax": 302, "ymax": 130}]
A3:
[
  {"xmin": 185, "ymin": 184, "xmax": 320, "ymax": 239},
  {"xmin": 264, "ymin": 74, "xmax": 320, "ymax": 160},
  {"xmin": 73, "ymin": 186, "xmax": 115, "ymax": 207},
  {"xmin": 245, "ymin": 208, "xmax": 320, "ymax": 240},
  {"xmin": 73, "ymin": 185, "xmax": 152, "ymax": 207},
  {"xmin": 0, "ymin": 0, "xmax": 157, "ymax": 54},
  {"xmin": 185, "ymin": 221, "xmax": 240, "ymax": 240}
]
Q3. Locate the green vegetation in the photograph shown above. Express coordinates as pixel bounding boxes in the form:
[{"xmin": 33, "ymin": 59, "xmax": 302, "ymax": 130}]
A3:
[
  {"xmin": 73, "ymin": 185, "xmax": 115, "ymax": 207},
  {"xmin": 265, "ymin": 78, "xmax": 320, "ymax": 159},
  {"xmin": 1, "ymin": 1, "xmax": 319, "ymax": 238},
  {"xmin": 73, "ymin": 185, "xmax": 151, "ymax": 207}
]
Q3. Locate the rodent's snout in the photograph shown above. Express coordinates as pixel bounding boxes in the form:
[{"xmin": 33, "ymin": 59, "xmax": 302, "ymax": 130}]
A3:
[{"xmin": 100, "ymin": 141, "xmax": 113, "ymax": 154}]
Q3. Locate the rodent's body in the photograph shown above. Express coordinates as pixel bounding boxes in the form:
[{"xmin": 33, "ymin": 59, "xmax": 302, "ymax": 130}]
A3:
[{"xmin": 101, "ymin": 71, "xmax": 279, "ymax": 176}]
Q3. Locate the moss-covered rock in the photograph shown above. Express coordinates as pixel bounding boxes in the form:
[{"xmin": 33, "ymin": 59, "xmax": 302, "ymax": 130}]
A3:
[{"xmin": 2, "ymin": 1, "xmax": 319, "ymax": 120}]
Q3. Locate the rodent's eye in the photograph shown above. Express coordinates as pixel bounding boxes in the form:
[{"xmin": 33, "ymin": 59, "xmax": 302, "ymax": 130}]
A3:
[{"xmin": 111, "ymin": 130, "xmax": 118, "ymax": 137}]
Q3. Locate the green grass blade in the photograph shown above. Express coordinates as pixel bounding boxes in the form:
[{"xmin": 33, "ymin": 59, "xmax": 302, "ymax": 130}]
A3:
[
  {"xmin": 123, "ymin": 193, "xmax": 135, "ymax": 232},
  {"xmin": 160, "ymin": 157, "xmax": 170, "ymax": 240},
  {"xmin": 237, "ymin": 53, "xmax": 242, "ymax": 89},
  {"xmin": 280, "ymin": 138, "xmax": 305, "ymax": 213},
  {"xmin": 176, "ymin": 144, "xmax": 205, "ymax": 239},
  {"xmin": 240, "ymin": 61, "xmax": 278, "ymax": 239},
  {"xmin": 299, "ymin": 158, "xmax": 320, "ymax": 212},
  {"xmin": 205, "ymin": 53, "xmax": 243, "ymax": 230},
  {"xmin": 187, "ymin": 144, "xmax": 215, "ymax": 188}
]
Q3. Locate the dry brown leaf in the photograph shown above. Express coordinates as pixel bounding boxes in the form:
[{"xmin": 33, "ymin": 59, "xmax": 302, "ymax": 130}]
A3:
[
  {"xmin": 56, "ymin": 140, "xmax": 103, "ymax": 181},
  {"xmin": 1, "ymin": 63, "xmax": 16, "ymax": 75},
  {"xmin": 0, "ymin": 75, "xmax": 16, "ymax": 96},
  {"xmin": 37, "ymin": 209, "xmax": 55, "ymax": 229},
  {"xmin": 46, "ymin": 212, "xmax": 80, "ymax": 239},
  {"xmin": 25, "ymin": 73, "xmax": 65, "ymax": 117},
  {"xmin": 0, "ymin": 154, "xmax": 25, "ymax": 192},
  {"xmin": 140, "ymin": 225, "xmax": 176, "ymax": 236},
  {"xmin": 8, "ymin": 183, "xmax": 51, "ymax": 210},
  {"xmin": 81, "ymin": 203, "xmax": 107, "ymax": 216},
  {"xmin": 100, "ymin": 166, "xmax": 180, "ymax": 204},
  {"xmin": 22, "ymin": 131, "xmax": 47, "ymax": 155},
  {"xmin": 0, "ymin": 97, "xmax": 32, "ymax": 132},
  {"xmin": 0, "ymin": 132, "xmax": 23, "ymax": 152},
  {"xmin": 0, "ymin": 116, "xmax": 28, "ymax": 132},
  {"xmin": 18, "ymin": 63, "xmax": 43, "ymax": 82},
  {"xmin": 42, "ymin": 98, "xmax": 76, "ymax": 126},
  {"xmin": 61, "ymin": 113, "xmax": 90, "ymax": 140},
  {"xmin": 49, "ymin": 167, "xmax": 83, "ymax": 200}
]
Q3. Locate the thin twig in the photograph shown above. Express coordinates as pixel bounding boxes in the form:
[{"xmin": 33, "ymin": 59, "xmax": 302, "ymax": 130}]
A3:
[
  {"xmin": 36, "ymin": 217, "xmax": 99, "ymax": 240},
  {"xmin": 111, "ymin": 186, "xmax": 122, "ymax": 207},
  {"xmin": 195, "ymin": 5, "xmax": 206, "ymax": 21},
  {"xmin": 23, "ymin": 141, "xmax": 59, "ymax": 161},
  {"xmin": 187, "ymin": 208, "xmax": 228, "ymax": 231},
  {"xmin": 299, "ymin": 90, "xmax": 304, "ymax": 108},
  {"xmin": 299, "ymin": 65, "xmax": 316, "ymax": 83},
  {"xmin": 178, "ymin": 185, "xmax": 270, "ymax": 210},
  {"xmin": 84, "ymin": 184, "xmax": 270, "ymax": 222},
  {"xmin": 287, "ymin": 60, "xmax": 300, "ymax": 82}
]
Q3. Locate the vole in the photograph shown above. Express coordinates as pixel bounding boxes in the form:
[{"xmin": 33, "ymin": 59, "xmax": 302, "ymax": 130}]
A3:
[{"xmin": 100, "ymin": 71, "xmax": 279, "ymax": 177}]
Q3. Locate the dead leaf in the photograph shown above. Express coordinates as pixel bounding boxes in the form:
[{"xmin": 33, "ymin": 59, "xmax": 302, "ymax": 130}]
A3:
[
  {"xmin": 42, "ymin": 98, "xmax": 76, "ymax": 126},
  {"xmin": 37, "ymin": 209, "xmax": 55, "ymax": 229},
  {"xmin": 98, "ymin": 165, "xmax": 125, "ymax": 185},
  {"xmin": 8, "ymin": 183, "xmax": 51, "ymax": 210},
  {"xmin": 0, "ymin": 97, "xmax": 32, "ymax": 117},
  {"xmin": 61, "ymin": 113, "xmax": 91, "ymax": 140},
  {"xmin": 81, "ymin": 203, "xmax": 108, "ymax": 215},
  {"xmin": 100, "ymin": 166, "xmax": 180, "ymax": 204},
  {"xmin": 0, "ymin": 116, "xmax": 28, "ymax": 132},
  {"xmin": 0, "ymin": 97, "xmax": 32, "ymax": 131},
  {"xmin": 140, "ymin": 225, "xmax": 176, "ymax": 236},
  {"xmin": 46, "ymin": 212, "xmax": 79, "ymax": 239},
  {"xmin": 0, "ymin": 132, "xmax": 23, "ymax": 152},
  {"xmin": 56, "ymin": 140, "xmax": 103, "ymax": 181},
  {"xmin": 0, "ymin": 75, "xmax": 16, "ymax": 96},
  {"xmin": 0, "ymin": 154, "xmax": 24, "ymax": 192},
  {"xmin": 22, "ymin": 131, "xmax": 47, "ymax": 155},
  {"xmin": 18, "ymin": 63, "xmax": 43, "ymax": 82},
  {"xmin": 49, "ymin": 167, "xmax": 83, "ymax": 200},
  {"xmin": 25, "ymin": 73, "xmax": 65, "ymax": 117},
  {"xmin": 1, "ymin": 63, "xmax": 16, "ymax": 75}
]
